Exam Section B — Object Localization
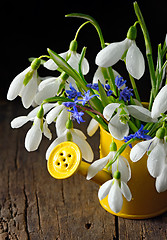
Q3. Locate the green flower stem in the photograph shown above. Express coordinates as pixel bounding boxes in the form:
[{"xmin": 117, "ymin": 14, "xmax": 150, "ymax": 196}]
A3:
[
  {"xmin": 129, "ymin": 73, "xmax": 141, "ymax": 102},
  {"xmin": 134, "ymin": 2, "xmax": 156, "ymax": 101},
  {"xmin": 106, "ymin": 138, "xmax": 138, "ymax": 168},
  {"xmin": 74, "ymin": 21, "xmax": 91, "ymax": 41},
  {"xmin": 66, "ymin": 13, "xmax": 117, "ymax": 95}
]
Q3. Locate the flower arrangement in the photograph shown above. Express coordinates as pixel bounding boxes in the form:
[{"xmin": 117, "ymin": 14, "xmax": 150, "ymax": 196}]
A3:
[{"xmin": 7, "ymin": 2, "xmax": 167, "ymax": 214}]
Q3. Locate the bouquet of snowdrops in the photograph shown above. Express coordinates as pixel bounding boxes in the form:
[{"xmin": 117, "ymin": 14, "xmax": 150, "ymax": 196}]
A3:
[{"xmin": 7, "ymin": 2, "xmax": 167, "ymax": 213}]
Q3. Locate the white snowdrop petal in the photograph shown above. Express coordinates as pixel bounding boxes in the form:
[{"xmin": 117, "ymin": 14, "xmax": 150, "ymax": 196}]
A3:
[
  {"xmin": 21, "ymin": 71, "xmax": 38, "ymax": 108},
  {"xmin": 93, "ymin": 67, "xmax": 106, "ymax": 84},
  {"xmin": 7, "ymin": 67, "xmax": 30, "ymax": 100},
  {"xmin": 45, "ymin": 133, "xmax": 67, "ymax": 160},
  {"xmin": 87, "ymin": 152, "xmax": 114, "ymax": 180},
  {"xmin": 130, "ymin": 139, "xmax": 153, "ymax": 162},
  {"xmin": 56, "ymin": 108, "xmax": 69, "ymax": 136},
  {"xmin": 127, "ymin": 105, "xmax": 157, "ymax": 122},
  {"xmin": 46, "ymin": 104, "xmax": 64, "ymax": 124},
  {"xmin": 87, "ymin": 118, "xmax": 99, "ymax": 137},
  {"xmin": 108, "ymin": 113, "xmax": 129, "ymax": 140},
  {"xmin": 96, "ymin": 39, "xmax": 130, "ymax": 67},
  {"xmin": 151, "ymin": 85, "xmax": 167, "ymax": 118},
  {"xmin": 103, "ymin": 103, "xmax": 120, "ymax": 121},
  {"xmin": 108, "ymin": 180, "xmax": 123, "ymax": 213},
  {"xmin": 35, "ymin": 79, "xmax": 62, "ymax": 105},
  {"xmin": 44, "ymin": 52, "xmax": 68, "ymax": 70},
  {"xmin": 11, "ymin": 116, "xmax": 32, "ymax": 128},
  {"xmin": 112, "ymin": 156, "xmax": 131, "ymax": 183},
  {"xmin": 25, "ymin": 124, "xmax": 42, "ymax": 151},
  {"xmin": 38, "ymin": 77, "xmax": 57, "ymax": 91},
  {"xmin": 43, "ymin": 121, "xmax": 52, "ymax": 140},
  {"xmin": 44, "ymin": 59, "xmax": 58, "ymax": 70},
  {"xmin": 155, "ymin": 165, "xmax": 167, "ymax": 192},
  {"xmin": 72, "ymin": 132, "xmax": 94, "ymax": 162},
  {"xmin": 126, "ymin": 42, "xmax": 145, "ymax": 79},
  {"xmin": 121, "ymin": 181, "xmax": 132, "ymax": 201},
  {"xmin": 73, "ymin": 129, "xmax": 87, "ymax": 140},
  {"xmin": 147, "ymin": 142, "xmax": 166, "ymax": 177},
  {"xmin": 98, "ymin": 179, "xmax": 113, "ymax": 201}
]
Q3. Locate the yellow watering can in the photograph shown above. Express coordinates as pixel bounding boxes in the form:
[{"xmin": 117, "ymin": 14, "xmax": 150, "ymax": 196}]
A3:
[{"xmin": 47, "ymin": 127, "xmax": 167, "ymax": 219}]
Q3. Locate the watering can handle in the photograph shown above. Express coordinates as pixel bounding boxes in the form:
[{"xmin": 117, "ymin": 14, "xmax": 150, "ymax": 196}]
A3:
[{"xmin": 47, "ymin": 141, "xmax": 111, "ymax": 185}]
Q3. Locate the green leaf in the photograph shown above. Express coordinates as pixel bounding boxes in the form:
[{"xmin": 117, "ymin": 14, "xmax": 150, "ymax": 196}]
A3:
[
  {"xmin": 43, "ymin": 96, "xmax": 74, "ymax": 103},
  {"xmin": 98, "ymin": 80, "xmax": 110, "ymax": 107}
]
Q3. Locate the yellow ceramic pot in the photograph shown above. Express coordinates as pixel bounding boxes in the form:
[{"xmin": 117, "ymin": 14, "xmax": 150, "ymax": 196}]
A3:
[{"xmin": 99, "ymin": 126, "xmax": 167, "ymax": 219}]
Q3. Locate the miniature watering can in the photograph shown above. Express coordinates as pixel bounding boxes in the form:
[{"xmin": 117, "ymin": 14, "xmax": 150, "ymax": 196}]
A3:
[{"xmin": 47, "ymin": 127, "xmax": 167, "ymax": 219}]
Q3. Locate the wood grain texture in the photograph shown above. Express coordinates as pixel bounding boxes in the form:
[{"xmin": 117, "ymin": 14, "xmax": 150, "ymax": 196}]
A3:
[{"xmin": 0, "ymin": 101, "xmax": 167, "ymax": 240}]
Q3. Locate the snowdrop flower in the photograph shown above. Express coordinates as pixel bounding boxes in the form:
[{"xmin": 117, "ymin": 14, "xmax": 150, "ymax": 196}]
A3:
[
  {"xmin": 35, "ymin": 72, "xmax": 69, "ymax": 104},
  {"xmin": 130, "ymin": 127, "xmax": 166, "ymax": 179},
  {"xmin": 98, "ymin": 171, "xmax": 132, "ymax": 213},
  {"xmin": 44, "ymin": 40, "xmax": 89, "ymax": 75},
  {"xmin": 11, "ymin": 105, "xmax": 52, "ymax": 151},
  {"xmin": 155, "ymin": 156, "xmax": 167, "ymax": 193},
  {"xmin": 87, "ymin": 148, "xmax": 131, "ymax": 183},
  {"xmin": 96, "ymin": 26, "xmax": 145, "ymax": 80},
  {"xmin": 46, "ymin": 123, "xmax": 94, "ymax": 162},
  {"xmin": 7, "ymin": 58, "xmax": 41, "ymax": 108},
  {"xmin": 151, "ymin": 84, "xmax": 167, "ymax": 118},
  {"xmin": 103, "ymin": 103, "xmax": 157, "ymax": 140}
]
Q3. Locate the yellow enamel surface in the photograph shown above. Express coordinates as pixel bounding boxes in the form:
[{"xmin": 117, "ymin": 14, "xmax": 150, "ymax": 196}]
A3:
[
  {"xmin": 99, "ymin": 126, "xmax": 167, "ymax": 219},
  {"xmin": 47, "ymin": 142, "xmax": 82, "ymax": 179}
]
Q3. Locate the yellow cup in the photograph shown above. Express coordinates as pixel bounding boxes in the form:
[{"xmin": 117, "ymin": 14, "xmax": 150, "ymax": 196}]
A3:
[{"xmin": 99, "ymin": 126, "xmax": 167, "ymax": 219}]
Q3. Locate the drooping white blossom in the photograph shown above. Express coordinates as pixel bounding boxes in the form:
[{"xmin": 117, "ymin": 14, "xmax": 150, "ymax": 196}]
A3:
[
  {"xmin": 46, "ymin": 128, "xmax": 94, "ymax": 162},
  {"xmin": 98, "ymin": 175, "xmax": 132, "ymax": 213},
  {"xmin": 44, "ymin": 50, "xmax": 89, "ymax": 75},
  {"xmin": 7, "ymin": 67, "xmax": 39, "ymax": 108},
  {"xmin": 103, "ymin": 103, "xmax": 156, "ymax": 140},
  {"xmin": 96, "ymin": 39, "xmax": 145, "ymax": 80},
  {"xmin": 151, "ymin": 84, "xmax": 167, "ymax": 118}
]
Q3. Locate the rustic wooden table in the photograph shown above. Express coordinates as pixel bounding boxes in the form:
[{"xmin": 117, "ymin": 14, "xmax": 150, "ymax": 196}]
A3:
[{"xmin": 1, "ymin": 101, "xmax": 167, "ymax": 240}]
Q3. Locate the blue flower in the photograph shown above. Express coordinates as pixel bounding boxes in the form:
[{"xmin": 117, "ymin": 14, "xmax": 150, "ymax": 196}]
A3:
[
  {"xmin": 124, "ymin": 124, "xmax": 151, "ymax": 148},
  {"xmin": 62, "ymin": 101, "xmax": 77, "ymax": 108},
  {"xmin": 119, "ymin": 87, "xmax": 133, "ymax": 102},
  {"xmin": 86, "ymin": 83, "xmax": 100, "ymax": 92},
  {"xmin": 66, "ymin": 83, "xmax": 82, "ymax": 99},
  {"xmin": 80, "ymin": 90, "xmax": 99, "ymax": 106},
  {"xmin": 134, "ymin": 124, "xmax": 152, "ymax": 140},
  {"xmin": 68, "ymin": 106, "xmax": 85, "ymax": 124},
  {"xmin": 115, "ymin": 76, "xmax": 126, "ymax": 89},
  {"xmin": 87, "ymin": 83, "xmax": 112, "ymax": 97}
]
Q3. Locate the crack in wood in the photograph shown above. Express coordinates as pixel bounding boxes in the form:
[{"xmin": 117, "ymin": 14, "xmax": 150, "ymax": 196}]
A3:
[{"xmin": 23, "ymin": 185, "xmax": 30, "ymax": 240}]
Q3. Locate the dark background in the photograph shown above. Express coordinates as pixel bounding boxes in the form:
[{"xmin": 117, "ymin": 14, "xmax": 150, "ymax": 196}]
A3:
[{"xmin": 1, "ymin": 0, "xmax": 167, "ymax": 101}]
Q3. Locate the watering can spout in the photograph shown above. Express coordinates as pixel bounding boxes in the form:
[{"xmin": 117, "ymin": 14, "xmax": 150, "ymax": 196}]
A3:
[{"xmin": 47, "ymin": 141, "xmax": 111, "ymax": 185}]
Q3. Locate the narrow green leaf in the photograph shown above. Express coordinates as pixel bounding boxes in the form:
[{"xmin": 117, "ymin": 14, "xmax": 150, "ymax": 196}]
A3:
[
  {"xmin": 98, "ymin": 80, "xmax": 110, "ymax": 107},
  {"xmin": 43, "ymin": 96, "xmax": 74, "ymax": 103}
]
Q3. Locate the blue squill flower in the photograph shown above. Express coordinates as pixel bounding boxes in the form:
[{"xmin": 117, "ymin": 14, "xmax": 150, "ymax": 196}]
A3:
[{"xmin": 119, "ymin": 87, "xmax": 133, "ymax": 102}]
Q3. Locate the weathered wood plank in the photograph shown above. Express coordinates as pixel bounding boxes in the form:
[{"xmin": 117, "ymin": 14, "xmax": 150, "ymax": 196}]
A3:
[
  {"xmin": 1, "ymin": 101, "xmax": 167, "ymax": 239},
  {"xmin": 0, "ymin": 101, "xmax": 117, "ymax": 240}
]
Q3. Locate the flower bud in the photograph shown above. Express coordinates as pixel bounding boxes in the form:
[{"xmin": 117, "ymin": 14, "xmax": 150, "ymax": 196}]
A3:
[
  {"xmin": 156, "ymin": 127, "xmax": 166, "ymax": 139},
  {"xmin": 31, "ymin": 58, "xmax": 41, "ymax": 70},
  {"xmin": 69, "ymin": 40, "xmax": 78, "ymax": 52},
  {"xmin": 113, "ymin": 170, "xmax": 121, "ymax": 180},
  {"xmin": 127, "ymin": 25, "xmax": 137, "ymax": 40},
  {"xmin": 66, "ymin": 119, "xmax": 73, "ymax": 129},
  {"xmin": 37, "ymin": 105, "xmax": 44, "ymax": 119},
  {"xmin": 110, "ymin": 141, "xmax": 117, "ymax": 151}
]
